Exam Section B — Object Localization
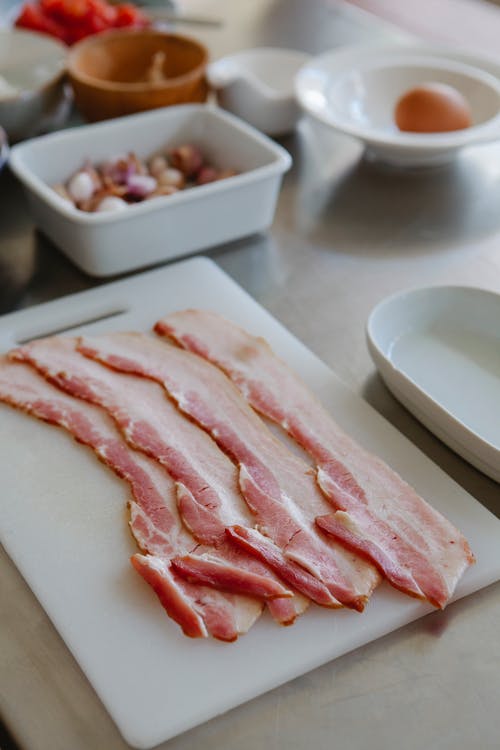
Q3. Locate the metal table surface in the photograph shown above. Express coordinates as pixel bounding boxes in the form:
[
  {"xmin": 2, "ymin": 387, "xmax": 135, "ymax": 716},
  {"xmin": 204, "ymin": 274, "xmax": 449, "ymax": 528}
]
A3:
[{"xmin": 1, "ymin": 2, "xmax": 500, "ymax": 749}]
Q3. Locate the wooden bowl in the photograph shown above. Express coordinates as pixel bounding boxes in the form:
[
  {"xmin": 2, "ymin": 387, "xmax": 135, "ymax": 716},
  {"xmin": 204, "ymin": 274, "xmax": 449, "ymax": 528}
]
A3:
[{"xmin": 67, "ymin": 29, "xmax": 209, "ymax": 122}]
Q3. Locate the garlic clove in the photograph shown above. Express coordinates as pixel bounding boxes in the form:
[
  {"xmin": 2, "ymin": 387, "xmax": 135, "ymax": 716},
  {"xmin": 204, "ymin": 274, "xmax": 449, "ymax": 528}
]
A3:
[
  {"xmin": 68, "ymin": 171, "xmax": 95, "ymax": 203},
  {"xmin": 96, "ymin": 196, "xmax": 128, "ymax": 212},
  {"xmin": 148, "ymin": 155, "xmax": 169, "ymax": 177},
  {"xmin": 158, "ymin": 167, "xmax": 185, "ymax": 188}
]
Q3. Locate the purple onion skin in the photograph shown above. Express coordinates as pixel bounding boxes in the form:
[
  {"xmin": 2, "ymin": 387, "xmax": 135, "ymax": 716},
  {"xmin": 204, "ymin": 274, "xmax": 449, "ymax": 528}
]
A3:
[
  {"xmin": 102, "ymin": 158, "xmax": 137, "ymax": 185},
  {"xmin": 197, "ymin": 166, "xmax": 218, "ymax": 185},
  {"xmin": 125, "ymin": 174, "xmax": 158, "ymax": 200}
]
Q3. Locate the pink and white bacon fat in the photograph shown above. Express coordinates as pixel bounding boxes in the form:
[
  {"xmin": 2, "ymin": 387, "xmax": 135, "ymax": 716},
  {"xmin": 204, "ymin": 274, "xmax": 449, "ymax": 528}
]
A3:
[
  {"xmin": 0, "ymin": 357, "xmax": 277, "ymax": 641},
  {"xmin": 78, "ymin": 332, "xmax": 380, "ymax": 612},
  {"xmin": 155, "ymin": 310, "xmax": 475, "ymax": 609},
  {"xmin": 9, "ymin": 339, "xmax": 306, "ymax": 627}
]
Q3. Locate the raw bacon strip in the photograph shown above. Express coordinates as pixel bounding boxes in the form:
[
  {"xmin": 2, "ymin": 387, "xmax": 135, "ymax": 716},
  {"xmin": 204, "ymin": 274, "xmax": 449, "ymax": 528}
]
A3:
[
  {"xmin": 226, "ymin": 526, "xmax": 340, "ymax": 607},
  {"xmin": 171, "ymin": 555, "xmax": 293, "ymax": 600},
  {"xmin": 78, "ymin": 332, "xmax": 380, "ymax": 611},
  {"xmin": 156, "ymin": 309, "xmax": 475, "ymax": 608},
  {"xmin": 175, "ymin": 479, "xmax": 334, "ymax": 611},
  {"xmin": 0, "ymin": 357, "xmax": 189, "ymax": 558},
  {"xmin": 10, "ymin": 340, "xmax": 306, "ymax": 624},
  {"xmin": 0, "ymin": 357, "xmax": 260, "ymax": 641},
  {"xmin": 131, "ymin": 556, "xmax": 207, "ymax": 639},
  {"xmin": 131, "ymin": 554, "xmax": 255, "ymax": 642}
]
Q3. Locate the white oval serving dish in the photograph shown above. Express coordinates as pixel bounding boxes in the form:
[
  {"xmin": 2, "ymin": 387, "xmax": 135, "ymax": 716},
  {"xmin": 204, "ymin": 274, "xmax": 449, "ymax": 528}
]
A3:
[
  {"xmin": 367, "ymin": 285, "xmax": 500, "ymax": 482},
  {"xmin": 9, "ymin": 104, "xmax": 291, "ymax": 277}
]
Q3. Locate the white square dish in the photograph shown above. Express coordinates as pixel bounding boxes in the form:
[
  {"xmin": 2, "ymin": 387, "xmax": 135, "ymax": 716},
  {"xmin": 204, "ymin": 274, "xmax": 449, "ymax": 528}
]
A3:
[{"xmin": 9, "ymin": 104, "xmax": 291, "ymax": 277}]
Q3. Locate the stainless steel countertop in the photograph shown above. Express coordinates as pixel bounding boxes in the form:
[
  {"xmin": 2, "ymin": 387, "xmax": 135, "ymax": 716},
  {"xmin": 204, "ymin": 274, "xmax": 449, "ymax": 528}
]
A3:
[{"xmin": 1, "ymin": 2, "xmax": 500, "ymax": 749}]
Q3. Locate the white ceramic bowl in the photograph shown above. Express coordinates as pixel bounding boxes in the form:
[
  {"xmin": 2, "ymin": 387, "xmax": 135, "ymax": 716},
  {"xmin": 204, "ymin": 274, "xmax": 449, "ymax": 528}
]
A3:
[
  {"xmin": 367, "ymin": 285, "xmax": 500, "ymax": 481},
  {"xmin": 0, "ymin": 29, "xmax": 68, "ymax": 142},
  {"xmin": 9, "ymin": 104, "xmax": 291, "ymax": 277},
  {"xmin": 296, "ymin": 43, "xmax": 500, "ymax": 167},
  {"xmin": 208, "ymin": 47, "xmax": 310, "ymax": 136}
]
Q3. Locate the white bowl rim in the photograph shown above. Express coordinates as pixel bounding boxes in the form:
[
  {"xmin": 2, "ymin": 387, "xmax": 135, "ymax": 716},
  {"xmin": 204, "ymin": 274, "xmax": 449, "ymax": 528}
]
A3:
[
  {"xmin": 212, "ymin": 46, "xmax": 312, "ymax": 64},
  {"xmin": 208, "ymin": 46, "xmax": 311, "ymax": 102},
  {"xmin": 0, "ymin": 28, "xmax": 67, "ymax": 104},
  {"xmin": 295, "ymin": 43, "xmax": 500, "ymax": 151}
]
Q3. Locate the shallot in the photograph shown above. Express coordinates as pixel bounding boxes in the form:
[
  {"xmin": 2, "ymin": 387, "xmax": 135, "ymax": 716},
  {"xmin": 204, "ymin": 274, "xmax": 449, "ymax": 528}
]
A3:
[
  {"xmin": 126, "ymin": 174, "xmax": 157, "ymax": 199},
  {"xmin": 54, "ymin": 145, "xmax": 236, "ymax": 213}
]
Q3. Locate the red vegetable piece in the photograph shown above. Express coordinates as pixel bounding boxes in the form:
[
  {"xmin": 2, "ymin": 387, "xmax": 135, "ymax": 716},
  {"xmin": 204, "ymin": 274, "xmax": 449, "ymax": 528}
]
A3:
[
  {"xmin": 15, "ymin": 2, "xmax": 68, "ymax": 42},
  {"xmin": 88, "ymin": 0, "xmax": 118, "ymax": 24},
  {"xmin": 115, "ymin": 2, "xmax": 147, "ymax": 26},
  {"xmin": 16, "ymin": 0, "xmax": 148, "ymax": 45}
]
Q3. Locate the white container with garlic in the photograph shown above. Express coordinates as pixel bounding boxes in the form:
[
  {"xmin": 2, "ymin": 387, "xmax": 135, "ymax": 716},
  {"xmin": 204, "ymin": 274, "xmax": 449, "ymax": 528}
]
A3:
[{"xmin": 9, "ymin": 104, "xmax": 291, "ymax": 277}]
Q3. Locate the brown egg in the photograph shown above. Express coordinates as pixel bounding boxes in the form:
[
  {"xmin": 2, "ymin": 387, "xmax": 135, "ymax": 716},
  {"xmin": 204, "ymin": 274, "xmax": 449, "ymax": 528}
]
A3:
[{"xmin": 394, "ymin": 82, "xmax": 472, "ymax": 133}]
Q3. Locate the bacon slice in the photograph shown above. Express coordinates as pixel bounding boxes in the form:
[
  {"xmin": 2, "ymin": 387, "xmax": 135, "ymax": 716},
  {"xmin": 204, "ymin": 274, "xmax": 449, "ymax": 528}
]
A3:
[
  {"xmin": 225, "ymin": 526, "xmax": 341, "ymax": 607},
  {"xmin": 77, "ymin": 332, "xmax": 380, "ymax": 611},
  {"xmin": 171, "ymin": 554, "xmax": 293, "ymax": 600},
  {"xmin": 10, "ymin": 340, "xmax": 305, "ymax": 625},
  {"xmin": 155, "ymin": 309, "xmax": 475, "ymax": 608},
  {"xmin": 131, "ymin": 556, "xmax": 207, "ymax": 639},
  {"xmin": 0, "ymin": 356, "xmax": 265, "ymax": 640}
]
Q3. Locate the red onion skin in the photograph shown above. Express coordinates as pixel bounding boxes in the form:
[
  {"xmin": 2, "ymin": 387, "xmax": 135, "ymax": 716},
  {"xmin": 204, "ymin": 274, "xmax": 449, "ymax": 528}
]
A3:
[
  {"xmin": 196, "ymin": 166, "xmax": 218, "ymax": 185},
  {"xmin": 170, "ymin": 145, "xmax": 204, "ymax": 178},
  {"xmin": 58, "ymin": 145, "xmax": 236, "ymax": 212},
  {"xmin": 126, "ymin": 174, "xmax": 157, "ymax": 199}
]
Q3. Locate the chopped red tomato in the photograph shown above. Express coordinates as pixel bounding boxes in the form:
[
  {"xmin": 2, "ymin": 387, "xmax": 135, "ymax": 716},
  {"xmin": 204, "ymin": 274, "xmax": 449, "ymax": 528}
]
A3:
[
  {"xmin": 15, "ymin": 0, "xmax": 148, "ymax": 45},
  {"xmin": 15, "ymin": 3, "xmax": 68, "ymax": 42},
  {"xmin": 115, "ymin": 3, "xmax": 144, "ymax": 27}
]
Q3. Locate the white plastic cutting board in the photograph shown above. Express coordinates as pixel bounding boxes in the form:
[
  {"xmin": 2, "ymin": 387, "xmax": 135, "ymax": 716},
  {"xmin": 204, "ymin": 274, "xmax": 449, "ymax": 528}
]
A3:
[{"xmin": 1, "ymin": 257, "xmax": 500, "ymax": 749}]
